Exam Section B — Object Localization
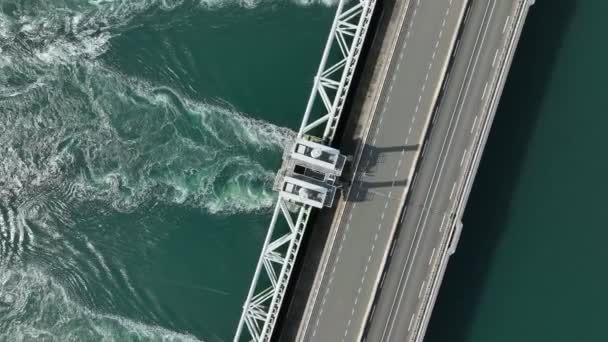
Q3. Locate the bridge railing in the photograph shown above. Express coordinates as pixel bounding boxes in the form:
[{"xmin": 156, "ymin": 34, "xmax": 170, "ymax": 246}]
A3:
[
  {"xmin": 234, "ymin": 1, "xmax": 377, "ymax": 341},
  {"xmin": 412, "ymin": 1, "xmax": 534, "ymax": 341}
]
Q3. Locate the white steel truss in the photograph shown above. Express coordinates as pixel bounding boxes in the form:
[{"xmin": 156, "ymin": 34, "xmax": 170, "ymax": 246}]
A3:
[{"xmin": 234, "ymin": 1, "xmax": 377, "ymax": 341}]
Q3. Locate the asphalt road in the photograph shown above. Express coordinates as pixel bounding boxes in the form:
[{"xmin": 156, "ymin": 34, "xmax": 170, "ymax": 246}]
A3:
[
  {"xmin": 362, "ymin": 0, "xmax": 528, "ymax": 341},
  {"xmin": 296, "ymin": 0, "xmax": 468, "ymax": 341}
]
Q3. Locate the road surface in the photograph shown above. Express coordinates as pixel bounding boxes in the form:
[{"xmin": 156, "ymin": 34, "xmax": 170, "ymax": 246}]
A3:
[
  {"xmin": 296, "ymin": 0, "xmax": 468, "ymax": 341},
  {"xmin": 363, "ymin": 0, "xmax": 529, "ymax": 341}
]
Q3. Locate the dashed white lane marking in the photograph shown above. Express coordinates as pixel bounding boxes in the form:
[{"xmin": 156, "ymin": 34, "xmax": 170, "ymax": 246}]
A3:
[
  {"xmin": 379, "ymin": 0, "xmax": 461, "ymax": 338},
  {"xmin": 326, "ymin": 0, "xmax": 460, "ymax": 338},
  {"xmin": 439, "ymin": 214, "xmax": 446, "ymax": 232},
  {"xmin": 418, "ymin": 280, "xmax": 426, "ymax": 299},
  {"xmin": 503, "ymin": 15, "xmax": 510, "ymax": 33},
  {"xmin": 492, "ymin": 48, "xmax": 499, "ymax": 67},
  {"xmin": 471, "ymin": 115, "xmax": 478, "ymax": 134},
  {"xmin": 408, "ymin": 314, "xmax": 416, "ymax": 331},
  {"xmin": 460, "ymin": 148, "xmax": 467, "ymax": 166},
  {"xmin": 429, "ymin": 247, "xmax": 436, "ymax": 265},
  {"xmin": 449, "ymin": 181, "xmax": 457, "ymax": 200},
  {"xmin": 481, "ymin": 81, "xmax": 488, "ymax": 99},
  {"xmin": 342, "ymin": 218, "xmax": 386, "ymax": 342}
]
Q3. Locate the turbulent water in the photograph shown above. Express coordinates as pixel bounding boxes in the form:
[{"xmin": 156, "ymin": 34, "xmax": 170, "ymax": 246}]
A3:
[{"xmin": 0, "ymin": 0, "xmax": 333, "ymax": 340}]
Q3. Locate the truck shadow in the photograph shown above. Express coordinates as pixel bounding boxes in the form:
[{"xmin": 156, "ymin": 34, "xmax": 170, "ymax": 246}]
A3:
[{"xmin": 424, "ymin": 2, "xmax": 577, "ymax": 342}]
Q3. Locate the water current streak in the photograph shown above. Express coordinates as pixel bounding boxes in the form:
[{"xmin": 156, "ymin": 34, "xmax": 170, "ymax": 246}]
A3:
[{"xmin": 0, "ymin": 0, "xmax": 312, "ymax": 340}]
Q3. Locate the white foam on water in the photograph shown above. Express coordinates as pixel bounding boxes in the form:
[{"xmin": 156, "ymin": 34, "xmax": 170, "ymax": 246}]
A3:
[
  {"xmin": 16, "ymin": 212, "xmax": 25, "ymax": 255},
  {"xmin": 1, "ymin": 58, "xmax": 293, "ymax": 214},
  {"xmin": 76, "ymin": 64, "xmax": 292, "ymax": 214},
  {"xmin": 203, "ymin": 161, "xmax": 278, "ymax": 214},
  {"xmin": 117, "ymin": 262, "xmax": 150, "ymax": 316},
  {"xmin": 0, "ymin": 2, "xmax": 323, "ymax": 339},
  {"xmin": 34, "ymin": 32, "xmax": 112, "ymax": 65},
  {"xmin": 0, "ymin": 266, "xmax": 202, "ymax": 341},
  {"xmin": 4, "ymin": 202, "xmax": 40, "ymax": 256},
  {"xmin": 0, "ymin": 0, "xmax": 199, "ymax": 74},
  {"xmin": 176, "ymin": 92, "xmax": 296, "ymax": 151},
  {"xmin": 85, "ymin": 240, "xmax": 115, "ymax": 283},
  {"xmin": 196, "ymin": 0, "xmax": 337, "ymax": 9},
  {"xmin": 292, "ymin": 0, "xmax": 338, "ymax": 6},
  {"xmin": 0, "ymin": 213, "xmax": 10, "ymax": 268}
]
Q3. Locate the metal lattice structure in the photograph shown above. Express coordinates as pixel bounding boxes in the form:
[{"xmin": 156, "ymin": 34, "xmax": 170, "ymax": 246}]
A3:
[{"xmin": 234, "ymin": 1, "xmax": 377, "ymax": 341}]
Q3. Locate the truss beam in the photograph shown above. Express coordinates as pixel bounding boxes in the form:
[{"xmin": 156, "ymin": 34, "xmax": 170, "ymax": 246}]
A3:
[{"xmin": 234, "ymin": 1, "xmax": 377, "ymax": 341}]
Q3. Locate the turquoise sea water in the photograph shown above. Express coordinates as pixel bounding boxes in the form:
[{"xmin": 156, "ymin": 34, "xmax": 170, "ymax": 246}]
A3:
[
  {"xmin": 426, "ymin": 1, "xmax": 608, "ymax": 341},
  {"xmin": 0, "ymin": 1, "xmax": 334, "ymax": 340},
  {"xmin": 4, "ymin": 0, "xmax": 607, "ymax": 341}
]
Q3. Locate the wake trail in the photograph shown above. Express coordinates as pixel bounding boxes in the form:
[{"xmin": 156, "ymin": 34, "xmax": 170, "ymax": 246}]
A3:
[
  {"xmin": 0, "ymin": 266, "xmax": 203, "ymax": 341},
  {"xmin": 0, "ymin": 0, "xmax": 327, "ymax": 340}
]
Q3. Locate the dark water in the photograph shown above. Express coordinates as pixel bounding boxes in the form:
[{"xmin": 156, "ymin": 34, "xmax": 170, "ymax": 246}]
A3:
[
  {"xmin": 426, "ymin": 1, "xmax": 608, "ymax": 341},
  {"xmin": 0, "ymin": 1, "xmax": 334, "ymax": 340}
]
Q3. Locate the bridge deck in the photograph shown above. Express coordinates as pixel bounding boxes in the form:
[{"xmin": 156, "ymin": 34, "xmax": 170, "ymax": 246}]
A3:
[
  {"xmin": 363, "ymin": 1, "xmax": 531, "ymax": 341},
  {"xmin": 295, "ymin": 0, "xmax": 468, "ymax": 341}
]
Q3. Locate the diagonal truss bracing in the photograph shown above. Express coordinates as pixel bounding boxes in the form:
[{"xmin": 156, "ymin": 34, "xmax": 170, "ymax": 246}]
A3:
[
  {"xmin": 234, "ymin": 1, "xmax": 377, "ymax": 341},
  {"xmin": 299, "ymin": 0, "xmax": 377, "ymax": 143}
]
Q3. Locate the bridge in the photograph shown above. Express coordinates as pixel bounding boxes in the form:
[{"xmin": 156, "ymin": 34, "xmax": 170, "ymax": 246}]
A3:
[{"xmin": 234, "ymin": 0, "xmax": 534, "ymax": 341}]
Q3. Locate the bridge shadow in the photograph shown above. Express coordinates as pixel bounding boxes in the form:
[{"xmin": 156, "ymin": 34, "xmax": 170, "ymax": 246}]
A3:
[
  {"xmin": 424, "ymin": 2, "xmax": 578, "ymax": 342},
  {"xmin": 355, "ymin": 141, "xmax": 420, "ymax": 174},
  {"xmin": 348, "ymin": 179, "xmax": 409, "ymax": 202},
  {"xmin": 343, "ymin": 141, "xmax": 419, "ymax": 202}
]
